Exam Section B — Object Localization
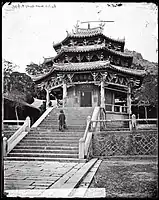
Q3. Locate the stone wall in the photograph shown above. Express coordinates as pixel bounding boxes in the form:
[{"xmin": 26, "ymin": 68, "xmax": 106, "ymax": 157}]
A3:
[{"xmin": 92, "ymin": 130, "xmax": 158, "ymax": 156}]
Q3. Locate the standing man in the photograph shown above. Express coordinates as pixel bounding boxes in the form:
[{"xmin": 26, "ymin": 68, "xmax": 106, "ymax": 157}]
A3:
[{"xmin": 58, "ymin": 110, "xmax": 66, "ymax": 131}]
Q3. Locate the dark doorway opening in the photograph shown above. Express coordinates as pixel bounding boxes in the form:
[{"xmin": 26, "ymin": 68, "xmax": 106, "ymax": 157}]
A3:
[{"xmin": 80, "ymin": 91, "xmax": 92, "ymax": 107}]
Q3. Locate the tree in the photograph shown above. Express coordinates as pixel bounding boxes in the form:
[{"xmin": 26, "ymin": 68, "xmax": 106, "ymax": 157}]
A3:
[
  {"xmin": 3, "ymin": 59, "xmax": 19, "ymax": 94},
  {"xmin": 3, "ymin": 59, "xmax": 36, "ymax": 124},
  {"xmin": 26, "ymin": 61, "xmax": 52, "ymax": 76},
  {"xmin": 133, "ymin": 74, "xmax": 158, "ymax": 106},
  {"xmin": 26, "ymin": 62, "xmax": 43, "ymax": 75},
  {"xmin": 126, "ymin": 49, "xmax": 158, "ymax": 108}
]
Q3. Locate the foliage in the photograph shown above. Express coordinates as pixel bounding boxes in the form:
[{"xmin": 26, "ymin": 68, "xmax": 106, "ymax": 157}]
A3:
[
  {"xmin": 26, "ymin": 61, "xmax": 52, "ymax": 76},
  {"xmin": 3, "ymin": 59, "xmax": 19, "ymax": 93},
  {"xmin": 3, "ymin": 59, "xmax": 36, "ymax": 103},
  {"xmin": 3, "ymin": 59, "xmax": 37, "ymax": 123},
  {"xmin": 133, "ymin": 73, "xmax": 158, "ymax": 107},
  {"xmin": 125, "ymin": 49, "xmax": 158, "ymax": 107}
]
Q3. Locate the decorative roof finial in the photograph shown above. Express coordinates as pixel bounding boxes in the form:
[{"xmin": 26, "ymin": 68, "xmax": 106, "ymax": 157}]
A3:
[
  {"xmin": 99, "ymin": 22, "xmax": 105, "ymax": 30},
  {"xmin": 66, "ymin": 30, "xmax": 69, "ymax": 36},
  {"xmin": 74, "ymin": 20, "xmax": 80, "ymax": 32}
]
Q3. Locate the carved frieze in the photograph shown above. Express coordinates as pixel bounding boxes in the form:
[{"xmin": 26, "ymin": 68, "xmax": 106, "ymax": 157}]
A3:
[
  {"xmin": 83, "ymin": 39, "xmax": 87, "ymax": 46},
  {"xmin": 91, "ymin": 72, "xmax": 99, "ymax": 81},
  {"xmin": 100, "ymin": 72, "xmax": 108, "ymax": 81},
  {"xmin": 76, "ymin": 54, "xmax": 81, "ymax": 62},
  {"xmin": 67, "ymin": 73, "xmax": 74, "ymax": 83}
]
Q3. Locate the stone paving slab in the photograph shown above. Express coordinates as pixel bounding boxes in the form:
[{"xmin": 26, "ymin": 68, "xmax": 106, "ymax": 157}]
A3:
[{"xmin": 4, "ymin": 160, "xmax": 78, "ymax": 191}]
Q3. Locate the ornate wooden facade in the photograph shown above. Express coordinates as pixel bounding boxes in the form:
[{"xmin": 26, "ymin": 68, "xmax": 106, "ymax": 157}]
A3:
[{"xmin": 34, "ymin": 22, "xmax": 146, "ymax": 119}]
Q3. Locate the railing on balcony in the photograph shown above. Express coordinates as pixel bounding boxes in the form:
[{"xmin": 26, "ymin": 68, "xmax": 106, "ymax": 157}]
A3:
[{"xmin": 105, "ymin": 104, "xmax": 128, "ymax": 113}]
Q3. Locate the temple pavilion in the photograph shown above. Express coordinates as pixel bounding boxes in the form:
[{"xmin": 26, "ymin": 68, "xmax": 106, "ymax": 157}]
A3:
[{"xmin": 34, "ymin": 21, "xmax": 146, "ymax": 121}]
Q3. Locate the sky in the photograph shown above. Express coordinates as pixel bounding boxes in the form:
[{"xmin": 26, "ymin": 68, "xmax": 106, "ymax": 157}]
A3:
[{"xmin": 2, "ymin": 2, "xmax": 158, "ymax": 72}]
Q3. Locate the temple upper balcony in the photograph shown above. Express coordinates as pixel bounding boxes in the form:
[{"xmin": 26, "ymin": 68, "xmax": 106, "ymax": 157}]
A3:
[{"xmin": 53, "ymin": 21, "xmax": 125, "ymax": 53}]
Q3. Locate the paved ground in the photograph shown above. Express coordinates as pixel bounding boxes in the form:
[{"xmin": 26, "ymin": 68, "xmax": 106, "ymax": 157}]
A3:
[
  {"xmin": 4, "ymin": 159, "xmax": 158, "ymax": 198},
  {"xmin": 4, "ymin": 161, "xmax": 80, "ymax": 190},
  {"xmin": 4, "ymin": 159, "xmax": 99, "ymax": 198}
]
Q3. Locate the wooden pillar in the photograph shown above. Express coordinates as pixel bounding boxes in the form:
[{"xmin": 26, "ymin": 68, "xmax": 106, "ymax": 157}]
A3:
[
  {"xmin": 63, "ymin": 82, "xmax": 67, "ymax": 107},
  {"xmin": 46, "ymin": 89, "xmax": 50, "ymax": 108},
  {"xmin": 127, "ymin": 86, "xmax": 132, "ymax": 116},
  {"xmin": 100, "ymin": 81, "xmax": 105, "ymax": 108},
  {"xmin": 127, "ymin": 86, "xmax": 132, "ymax": 129},
  {"xmin": 144, "ymin": 106, "xmax": 147, "ymax": 119}
]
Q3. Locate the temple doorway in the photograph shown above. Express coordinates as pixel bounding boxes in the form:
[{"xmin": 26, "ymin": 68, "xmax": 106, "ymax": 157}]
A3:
[{"xmin": 80, "ymin": 91, "xmax": 92, "ymax": 107}]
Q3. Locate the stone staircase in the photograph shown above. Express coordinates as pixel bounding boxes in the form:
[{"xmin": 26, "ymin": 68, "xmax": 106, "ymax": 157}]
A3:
[
  {"xmin": 3, "ymin": 124, "xmax": 20, "ymax": 139},
  {"xmin": 6, "ymin": 107, "xmax": 93, "ymax": 162}
]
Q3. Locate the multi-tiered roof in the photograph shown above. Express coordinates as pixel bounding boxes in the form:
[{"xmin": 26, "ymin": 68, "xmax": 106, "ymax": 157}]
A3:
[{"xmin": 35, "ymin": 22, "xmax": 145, "ymax": 83}]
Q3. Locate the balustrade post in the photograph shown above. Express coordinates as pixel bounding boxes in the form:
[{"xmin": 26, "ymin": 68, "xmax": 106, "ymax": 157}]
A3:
[
  {"xmin": 25, "ymin": 116, "xmax": 31, "ymax": 132},
  {"xmin": 46, "ymin": 88, "xmax": 50, "ymax": 109},
  {"xmin": 131, "ymin": 114, "xmax": 137, "ymax": 131},
  {"xmin": 112, "ymin": 105, "xmax": 114, "ymax": 112},
  {"xmin": 3, "ymin": 137, "xmax": 8, "ymax": 157},
  {"xmin": 120, "ymin": 106, "xmax": 122, "ymax": 113},
  {"xmin": 63, "ymin": 82, "xmax": 67, "ymax": 108},
  {"xmin": 87, "ymin": 115, "xmax": 91, "ymax": 130},
  {"xmin": 79, "ymin": 138, "xmax": 85, "ymax": 159},
  {"xmin": 100, "ymin": 81, "xmax": 105, "ymax": 108}
]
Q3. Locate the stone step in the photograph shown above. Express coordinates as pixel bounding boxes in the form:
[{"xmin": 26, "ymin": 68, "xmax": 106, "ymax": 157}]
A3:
[
  {"xmin": 20, "ymin": 139, "xmax": 79, "ymax": 143},
  {"xmin": 34, "ymin": 128, "xmax": 85, "ymax": 132},
  {"xmin": 41, "ymin": 122, "xmax": 87, "ymax": 126},
  {"xmin": 105, "ymin": 128, "xmax": 130, "ymax": 131},
  {"xmin": 11, "ymin": 149, "xmax": 78, "ymax": 154},
  {"xmin": 15, "ymin": 145, "xmax": 78, "ymax": 150},
  {"xmin": 7, "ymin": 152, "xmax": 78, "ymax": 158},
  {"xmin": 17, "ymin": 142, "xmax": 79, "ymax": 147},
  {"xmin": 37, "ymin": 123, "xmax": 86, "ymax": 129},
  {"xmin": 5, "ymin": 157, "xmax": 86, "ymax": 162},
  {"xmin": 29, "ymin": 130, "xmax": 85, "ymax": 134},
  {"xmin": 98, "ymin": 130, "xmax": 131, "ymax": 134},
  {"xmin": 24, "ymin": 136, "xmax": 82, "ymax": 140},
  {"xmin": 27, "ymin": 133, "xmax": 84, "ymax": 137}
]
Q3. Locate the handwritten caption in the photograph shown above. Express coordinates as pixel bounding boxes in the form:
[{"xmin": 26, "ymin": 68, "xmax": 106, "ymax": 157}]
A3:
[{"xmin": 12, "ymin": 3, "xmax": 56, "ymax": 9}]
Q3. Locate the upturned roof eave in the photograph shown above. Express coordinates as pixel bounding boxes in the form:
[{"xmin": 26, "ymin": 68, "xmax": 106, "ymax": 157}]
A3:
[
  {"xmin": 34, "ymin": 62, "xmax": 146, "ymax": 83},
  {"xmin": 110, "ymin": 64, "xmax": 146, "ymax": 77},
  {"xmin": 53, "ymin": 46, "xmax": 133, "ymax": 61},
  {"xmin": 34, "ymin": 67, "xmax": 55, "ymax": 83},
  {"xmin": 53, "ymin": 33, "xmax": 125, "ymax": 49}
]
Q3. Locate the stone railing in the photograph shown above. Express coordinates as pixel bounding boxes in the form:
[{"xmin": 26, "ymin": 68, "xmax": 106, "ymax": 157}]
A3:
[
  {"xmin": 91, "ymin": 117, "xmax": 158, "ymax": 132},
  {"xmin": 79, "ymin": 115, "xmax": 91, "ymax": 159},
  {"xmin": 3, "ymin": 117, "xmax": 31, "ymax": 156},
  {"xmin": 79, "ymin": 106, "xmax": 101, "ymax": 159},
  {"xmin": 32, "ymin": 107, "xmax": 54, "ymax": 128}
]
